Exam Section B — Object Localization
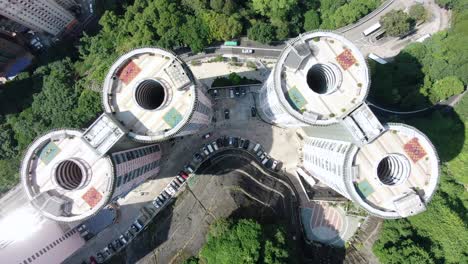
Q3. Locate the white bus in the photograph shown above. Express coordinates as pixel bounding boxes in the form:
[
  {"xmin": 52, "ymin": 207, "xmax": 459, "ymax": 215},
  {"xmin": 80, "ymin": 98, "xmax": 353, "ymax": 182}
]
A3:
[
  {"xmin": 368, "ymin": 53, "xmax": 387, "ymax": 65},
  {"xmin": 362, "ymin": 22, "xmax": 381, "ymax": 36}
]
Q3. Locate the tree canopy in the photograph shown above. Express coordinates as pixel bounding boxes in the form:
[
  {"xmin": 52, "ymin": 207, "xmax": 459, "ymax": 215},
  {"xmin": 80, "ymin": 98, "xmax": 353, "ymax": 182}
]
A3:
[
  {"xmin": 247, "ymin": 22, "xmax": 276, "ymax": 44},
  {"xmin": 380, "ymin": 10, "xmax": 412, "ymax": 37},
  {"xmin": 185, "ymin": 219, "xmax": 294, "ymax": 264}
]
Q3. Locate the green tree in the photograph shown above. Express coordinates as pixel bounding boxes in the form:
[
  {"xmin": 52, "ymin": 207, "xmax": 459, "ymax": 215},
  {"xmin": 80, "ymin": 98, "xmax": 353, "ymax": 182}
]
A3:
[
  {"xmin": 201, "ymin": 11, "xmax": 242, "ymax": 41},
  {"xmin": 0, "ymin": 123, "xmax": 18, "ymax": 160},
  {"xmin": 0, "ymin": 158, "xmax": 20, "ymax": 194},
  {"xmin": 181, "ymin": 16, "xmax": 210, "ymax": 53},
  {"xmin": 332, "ymin": 0, "xmax": 380, "ymax": 28},
  {"xmin": 222, "ymin": 0, "xmax": 236, "ymax": 15},
  {"xmin": 263, "ymin": 228, "xmax": 289, "ymax": 264},
  {"xmin": 380, "ymin": 10, "xmax": 412, "ymax": 37},
  {"xmin": 247, "ymin": 22, "xmax": 275, "ymax": 44},
  {"xmin": 409, "ymin": 4, "xmax": 427, "ymax": 22},
  {"xmin": 31, "ymin": 59, "xmax": 80, "ymax": 128},
  {"xmin": 429, "ymin": 76, "xmax": 465, "ymax": 102},
  {"xmin": 199, "ymin": 219, "xmax": 262, "ymax": 263},
  {"xmin": 303, "ymin": 9, "xmax": 320, "ymax": 31},
  {"xmin": 210, "ymin": 0, "xmax": 224, "ymax": 12}
]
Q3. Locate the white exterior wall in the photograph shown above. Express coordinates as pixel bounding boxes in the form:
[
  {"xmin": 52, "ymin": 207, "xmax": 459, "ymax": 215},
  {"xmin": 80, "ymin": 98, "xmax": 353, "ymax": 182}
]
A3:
[
  {"xmin": 0, "ymin": 0, "xmax": 75, "ymax": 35},
  {"xmin": 258, "ymin": 74, "xmax": 304, "ymax": 127},
  {"xmin": 303, "ymin": 136, "xmax": 356, "ymax": 199}
]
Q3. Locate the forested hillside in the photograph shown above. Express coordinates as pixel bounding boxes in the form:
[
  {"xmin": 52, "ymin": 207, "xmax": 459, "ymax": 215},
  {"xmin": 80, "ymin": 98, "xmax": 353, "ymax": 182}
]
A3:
[{"xmin": 372, "ymin": 2, "xmax": 468, "ymax": 263}]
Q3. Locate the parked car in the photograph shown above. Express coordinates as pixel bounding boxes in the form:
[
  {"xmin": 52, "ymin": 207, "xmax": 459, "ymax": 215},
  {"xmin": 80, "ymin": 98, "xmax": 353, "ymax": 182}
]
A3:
[
  {"xmin": 152, "ymin": 200, "xmax": 160, "ymax": 209},
  {"xmin": 96, "ymin": 253, "xmax": 105, "ymax": 263},
  {"xmin": 224, "ymin": 109, "xmax": 230, "ymax": 119},
  {"xmin": 251, "ymin": 107, "xmax": 257, "ymax": 117},
  {"xmin": 253, "ymin": 143, "xmax": 261, "ymax": 152},
  {"xmin": 171, "ymin": 181, "xmax": 180, "ymax": 189},
  {"xmin": 216, "ymin": 138, "xmax": 224, "ymax": 147},
  {"xmin": 262, "ymin": 156, "xmax": 269, "ymax": 165},
  {"xmin": 112, "ymin": 239, "xmax": 122, "ymax": 249},
  {"xmin": 130, "ymin": 224, "xmax": 140, "ymax": 233},
  {"xmin": 242, "ymin": 49, "xmax": 254, "ymax": 54},
  {"xmin": 134, "ymin": 219, "xmax": 144, "ymax": 229},
  {"xmin": 206, "ymin": 144, "xmax": 214, "ymax": 153},
  {"xmin": 124, "ymin": 230, "xmax": 134, "ymax": 239},
  {"xmin": 233, "ymin": 137, "xmax": 240, "ymax": 148},
  {"xmin": 193, "ymin": 153, "xmax": 203, "ymax": 162},
  {"xmin": 107, "ymin": 243, "xmax": 116, "ymax": 253},
  {"xmin": 166, "ymin": 186, "xmax": 176, "ymax": 195},
  {"xmin": 257, "ymin": 150, "xmax": 264, "ymax": 157},
  {"xmin": 212, "ymin": 141, "xmax": 219, "ymax": 151},
  {"xmin": 241, "ymin": 87, "xmax": 246, "ymax": 95},
  {"xmin": 223, "ymin": 136, "xmax": 229, "ymax": 146},
  {"xmin": 234, "ymin": 87, "xmax": 240, "ymax": 97},
  {"xmin": 202, "ymin": 133, "xmax": 211, "ymax": 139},
  {"xmin": 183, "ymin": 165, "xmax": 194, "ymax": 174},
  {"xmin": 243, "ymin": 140, "xmax": 250, "ymax": 150},
  {"xmin": 201, "ymin": 147, "xmax": 210, "ymax": 156},
  {"xmin": 179, "ymin": 170, "xmax": 190, "ymax": 179},
  {"xmin": 271, "ymin": 160, "xmax": 279, "ymax": 170},
  {"xmin": 265, "ymin": 159, "xmax": 274, "ymax": 168},
  {"xmin": 176, "ymin": 175, "xmax": 186, "ymax": 183},
  {"xmin": 119, "ymin": 235, "xmax": 128, "ymax": 244},
  {"xmin": 211, "ymin": 89, "xmax": 218, "ymax": 97}
]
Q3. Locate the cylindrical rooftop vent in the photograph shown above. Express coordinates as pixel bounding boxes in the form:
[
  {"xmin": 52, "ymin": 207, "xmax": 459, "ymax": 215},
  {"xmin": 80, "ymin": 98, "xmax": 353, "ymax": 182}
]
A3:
[
  {"xmin": 377, "ymin": 154, "xmax": 410, "ymax": 186},
  {"xmin": 54, "ymin": 159, "xmax": 88, "ymax": 190},
  {"xmin": 134, "ymin": 79, "xmax": 166, "ymax": 110}
]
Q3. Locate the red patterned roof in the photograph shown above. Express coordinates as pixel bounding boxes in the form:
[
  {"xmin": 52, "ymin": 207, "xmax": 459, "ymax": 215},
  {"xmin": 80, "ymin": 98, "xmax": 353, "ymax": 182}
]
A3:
[
  {"xmin": 404, "ymin": 137, "xmax": 427, "ymax": 163},
  {"xmin": 336, "ymin": 49, "xmax": 356, "ymax": 70},
  {"xmin": 118, "ymin": 60, "xmax": 141, "ymax": 85},
  {"xmin": 82, "ymin": 187, "xmax": 103, "ymax": 208}
]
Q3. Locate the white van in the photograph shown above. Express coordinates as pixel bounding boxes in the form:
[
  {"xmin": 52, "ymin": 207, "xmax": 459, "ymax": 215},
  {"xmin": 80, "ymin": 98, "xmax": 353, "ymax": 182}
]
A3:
[
  {"xmin": 253, "ymin": 143, "xmax": 260, "ymax": 152},
  {"xmin": 207, "ymin": 144, "xmax": 214, "ymax": 153},
  {"xmin": 212, "ymin": 141, "xmax": 219, "ymax": 151}
]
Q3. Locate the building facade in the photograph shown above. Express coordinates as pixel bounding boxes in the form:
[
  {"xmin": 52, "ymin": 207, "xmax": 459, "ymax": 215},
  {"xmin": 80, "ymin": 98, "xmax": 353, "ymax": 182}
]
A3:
[
  {"xmin": 102, "ymin": 47, "xmax": 213, "ymax": 143},
  {"xmin": 258, "ymin": 31, "xmax": 370, "ymax": 127},
  {"xmin": 20, "ymin": 114, "xmax": 162, "ymax": 223},
  {"xmin": 301, "ymin": 103, "xmax": 439, "ymax": 219},
  {"xmin": 0, "ymin": 0, "xmax": 76, "ymax": 36}
]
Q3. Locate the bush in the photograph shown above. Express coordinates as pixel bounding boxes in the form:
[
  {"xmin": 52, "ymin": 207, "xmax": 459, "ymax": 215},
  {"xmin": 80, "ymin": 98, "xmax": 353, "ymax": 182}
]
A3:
[{"xmin": 409, "ymin": 4, "xmax": 428, "ymax": 22}]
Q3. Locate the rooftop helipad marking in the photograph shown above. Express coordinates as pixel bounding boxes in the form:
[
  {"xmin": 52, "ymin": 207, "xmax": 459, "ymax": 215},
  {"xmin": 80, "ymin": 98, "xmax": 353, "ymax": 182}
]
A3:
[
  {"xmin": 403, "ymin": 137, "xmax": 427, "ymax": 163},
  {"xmin": 163, "ymin": 107, "xmax": 183, "ymax": 128},
  {"xmin": 82, "ymin": 187, "xmax": 103, "ymax": 208},
  {"xmin": 356, "ymin": 179, "xmax": 374, "ymax": 199},
  {"xmin": 286, "ymin": 86, "xmax": 307, "ymax": 111},
  {"xmin": 118, "ymin": 60, "xmax": 141, "ymax": 85},
  {"xmin": 336, "ymin": 49, "xmax": 356, "ymax": 71},
  {"xmin": 39, "ymin": 142, "xmax": 60, "ymax": 165}
]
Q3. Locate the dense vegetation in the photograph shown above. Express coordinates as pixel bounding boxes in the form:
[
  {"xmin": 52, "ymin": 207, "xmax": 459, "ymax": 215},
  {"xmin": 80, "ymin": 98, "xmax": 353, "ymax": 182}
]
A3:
[
  {"xmin": 0, "ymin": 0, "xmax": 383, "ymax": 193},
  {"xmin": 184, "ymin": 218, "xmax": 297, "ymax": 264},
  {"xmin": 369, "ymin": 1, "xmax": 468, "ymax": 110},
  {"xmin": 373, "ymin": 3, "xmax": 468, "ymax": 263},
  {"xmin": 212, "ymin": 72, "xmax": 261, "ymax": 87}
]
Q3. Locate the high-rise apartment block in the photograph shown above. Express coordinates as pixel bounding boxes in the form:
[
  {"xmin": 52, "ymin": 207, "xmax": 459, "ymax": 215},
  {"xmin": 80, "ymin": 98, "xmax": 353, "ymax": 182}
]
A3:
[
  {"xmin": 259, "ymin": 31, "xmax": 439, "ymax": 218},
  {"xmin": 103, "ymin": 47, "xmax": 213, "ymax": 143},
  {"xmin": 20, "ymin": 114, "xmax": 162, "ymax": 222},
  {"xmin": 0, "ymin": 0, "xmax": 76, "ymax": 36}
]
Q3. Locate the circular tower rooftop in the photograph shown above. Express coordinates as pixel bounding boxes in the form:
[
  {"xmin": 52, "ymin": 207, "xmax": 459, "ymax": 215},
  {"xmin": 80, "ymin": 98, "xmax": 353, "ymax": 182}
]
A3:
[
  {"xmin": 273, "ymin": 31, "xmax": 370, "ymax": 125},
  {"xmin": 345, "ymin": 124, "xmax": 439, "ymax": 218},
  {"xmin": 103, "ymin": 47, "xmax": 198, "ymax": 142},
  {"xmin": 21, "ymin": 130, "xmax": 114, "ymax": 222}
]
